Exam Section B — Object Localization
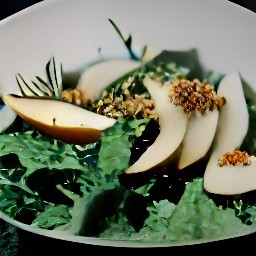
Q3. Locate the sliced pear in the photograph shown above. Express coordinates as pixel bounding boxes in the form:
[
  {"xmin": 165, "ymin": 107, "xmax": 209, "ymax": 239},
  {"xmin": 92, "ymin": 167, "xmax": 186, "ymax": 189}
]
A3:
[
  {"xmin": 125, "ymin": 76, "xmax": 188, "ymax": 174},
  {"xmin": 76, "ymin": 59, "xmax": 141, "ymax": 102},
  {"xmin": 2, "ymin": 94, "xmax": 116, "ymax": 144},
  {"xmin": 141, "ymin": 46, "xmax": 161, "ymax": 63},
  {"xmin": 178, "ymin": 110, "xmax": 219, "ymax": 169},
  {"xmin": 210, "ymin": 73, "xmax": 249, "ymax": 155},
  {"xmin": 203, "ymin": 73, "xmax": 250, "ymax": 195},
  {"xmin": 204, "ymin": 153, "xmax": 256, "ymax": 195},
  {"xmin": 0, "ymin": 105, "xmax": 17, "ymax": 133}
]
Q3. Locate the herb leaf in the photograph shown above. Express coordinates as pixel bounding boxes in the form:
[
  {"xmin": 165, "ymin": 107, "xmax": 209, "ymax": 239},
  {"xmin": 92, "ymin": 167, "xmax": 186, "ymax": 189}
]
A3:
[{"xmin": 108, "ymin": 19, "xmax": 140, "ymax": 61}]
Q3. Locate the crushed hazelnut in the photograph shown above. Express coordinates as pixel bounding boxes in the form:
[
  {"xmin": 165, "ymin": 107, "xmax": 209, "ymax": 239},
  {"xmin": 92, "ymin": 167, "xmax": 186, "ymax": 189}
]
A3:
[
  {"xmin": 93, "ymin": 76, "xmax": 158, "ymax": 119},
  {"xmin": 218, "ymin": 150, "xmax": 252, "ymax": 167},
  {"xmin": 61, "ymin": 89, "xmax": 88, "ymax": 105},
  {"xmin": 168, "ymin": 78, "xmax": 226, "ymax": 117}
]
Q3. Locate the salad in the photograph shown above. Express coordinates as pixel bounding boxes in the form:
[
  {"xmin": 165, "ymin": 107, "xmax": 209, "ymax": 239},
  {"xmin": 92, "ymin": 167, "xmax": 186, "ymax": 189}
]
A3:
[{"xmin": 1, "ymin": 20, "xmax": 256, "ymax": 243}]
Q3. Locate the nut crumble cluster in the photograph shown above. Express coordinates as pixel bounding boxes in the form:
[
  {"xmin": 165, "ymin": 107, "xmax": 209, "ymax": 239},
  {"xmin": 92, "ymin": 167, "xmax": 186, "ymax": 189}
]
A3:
[
  {"xmin": 217, "ymin": 150, "xmax": 253, "ymax": 167},
  {"xmin": 92, "ymin": 77, "xmax": 157, "ymax": 119},
  {"xmin": 168, "ymin": 78, "xmax": 226, "ymax": 117},
  {"xmin": 61, "ymin": 89, "xmax": 88, "ymax": 105}
]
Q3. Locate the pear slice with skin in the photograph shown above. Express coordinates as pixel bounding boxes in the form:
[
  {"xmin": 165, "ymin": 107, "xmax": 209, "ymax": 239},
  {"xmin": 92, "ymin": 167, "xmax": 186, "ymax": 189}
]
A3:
[
  {"xmin": 2, "ymin": 94, "xmax": 116, "ymax": 144},
  {"xmin": 203, "ymin": 73, "xmax": 250, "ymax": 195},
  {"xmin": 76, "ymin": 59, "xmax": 141, "ymax": 102},
  {"xmin": 178, "ymin": 109, "xmax": 219, "ymax": 169},
  {"xmin": 125, "ymin": 76, "xmax": 188, "ymax": 174}
]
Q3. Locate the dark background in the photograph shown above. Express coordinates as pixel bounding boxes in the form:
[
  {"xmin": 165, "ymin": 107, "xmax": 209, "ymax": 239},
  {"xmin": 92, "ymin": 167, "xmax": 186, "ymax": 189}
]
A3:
[
  {"xmin": 231, "ymin": 0, "xmax": 256, "ymax": 12},
  {"xmin": 0, "ymin": 0, "xmax": 256, "ymax": 20},
  {"xmin": 0, "ymin": 0, "xmax": 42, "ymax": 20},
  {"xmin": 0, "ymin": 1, "xmax": 256, "ymax": 255}
]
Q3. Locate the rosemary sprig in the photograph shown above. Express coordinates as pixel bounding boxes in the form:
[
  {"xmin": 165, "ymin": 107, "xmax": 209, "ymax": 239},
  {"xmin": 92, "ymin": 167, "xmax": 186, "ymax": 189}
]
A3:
[
  {"xmin": 15, "ymin": 56, "xmax": 63, "ymax": 99},
  {"xmin": 108, "ymin": 18, "xmax": 140, "ymax": 61}
]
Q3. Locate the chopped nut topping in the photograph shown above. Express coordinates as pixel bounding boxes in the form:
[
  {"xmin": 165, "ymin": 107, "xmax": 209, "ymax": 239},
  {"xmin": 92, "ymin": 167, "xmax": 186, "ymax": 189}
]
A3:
[
  {"xmin": 61, "ymin": 89, "xmax": 88, "ymax": 105},
  {"xmin": 218, "ymin": 150, "xmax": 252, "ymax": 167},
  {"xmin": 92, "ymin": 76, "xmax": 158, "ymax": 120},
  {"xmin": 168, "ymin": 78, "xmax": 226, "ymax": 117},
  {"xmin": 94, "ymin": 92, "xmax": 157, "ymax": 119}
]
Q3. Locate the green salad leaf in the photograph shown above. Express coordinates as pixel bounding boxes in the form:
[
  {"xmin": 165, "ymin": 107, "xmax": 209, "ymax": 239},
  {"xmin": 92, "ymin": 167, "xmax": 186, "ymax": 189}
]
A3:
[
  {"xmin": 0, "ymin": 130, "xmax": 85, "ymax": 178},
  {"xmin": 100, "ymin": 178, "xmax": 249, "ymax": 241}
]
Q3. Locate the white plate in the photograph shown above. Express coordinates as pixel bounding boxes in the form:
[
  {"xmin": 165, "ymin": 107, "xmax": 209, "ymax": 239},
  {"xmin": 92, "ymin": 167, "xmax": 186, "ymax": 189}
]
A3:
[{"xmin": 0, "ymin": 0, "xmax": 256, "ymax": 248}]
